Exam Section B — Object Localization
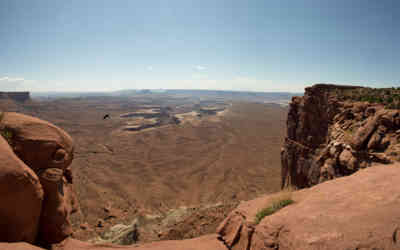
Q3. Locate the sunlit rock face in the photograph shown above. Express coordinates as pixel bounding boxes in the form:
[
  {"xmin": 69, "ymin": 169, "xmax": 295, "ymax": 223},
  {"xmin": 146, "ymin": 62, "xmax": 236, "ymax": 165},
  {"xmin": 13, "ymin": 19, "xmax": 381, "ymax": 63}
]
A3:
[
  {"xmin": 281, "ymin": 84, "xmax": 400, "ymax": 189},
  {"xmin": 218, "ymin": 164, "xmax": 400, "ymax": 250},
  {"xmin": 0, "ymin": 112, "xmax": 77, "ymax": 246}
]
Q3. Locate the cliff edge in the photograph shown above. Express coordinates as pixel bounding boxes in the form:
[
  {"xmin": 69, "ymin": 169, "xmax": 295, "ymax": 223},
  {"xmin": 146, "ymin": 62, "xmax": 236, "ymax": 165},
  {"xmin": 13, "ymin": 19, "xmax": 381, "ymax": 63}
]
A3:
[
  {"xmin": 0, "ymin": 92, "xmax": 31, "ymax": 102},
  {"xmin": 281, "ymin": 84, "xmax": 400, "ymax": 188}
]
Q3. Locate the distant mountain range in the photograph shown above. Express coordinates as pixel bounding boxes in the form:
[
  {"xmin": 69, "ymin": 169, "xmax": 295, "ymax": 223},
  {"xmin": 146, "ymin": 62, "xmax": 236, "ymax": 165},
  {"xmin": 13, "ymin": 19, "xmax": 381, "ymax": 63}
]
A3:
[{"xmin": 32, "ymin": 89, "xmax": 302, "ymax": 103}]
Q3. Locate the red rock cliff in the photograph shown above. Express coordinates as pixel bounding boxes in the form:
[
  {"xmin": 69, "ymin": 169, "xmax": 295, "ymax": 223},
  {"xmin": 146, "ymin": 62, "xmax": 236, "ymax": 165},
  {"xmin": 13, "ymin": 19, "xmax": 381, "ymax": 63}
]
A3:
[
  {"xmin": 281, "ymin": 84, "xmax": 400, "ymax": 189},
  {"xmin": 0, "ymin": 91, "xmax": 31, "ymax": 102}
]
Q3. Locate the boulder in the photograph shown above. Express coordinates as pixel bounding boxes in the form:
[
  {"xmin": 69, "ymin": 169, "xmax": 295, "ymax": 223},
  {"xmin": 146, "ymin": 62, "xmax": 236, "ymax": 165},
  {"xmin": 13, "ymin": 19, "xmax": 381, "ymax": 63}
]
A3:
[
  {"xmin": 319, "ymin": 158, "xmax": 335, "ymax": 181},
  {"xmin": 365, "ymin": 106, "xmax": 376, "ymax": 117},
  {"xmin": 338, "ymin": 149, "xmax": 356, "ymax": 169},
  {"xmin": 367, "ymin": 131, "xmax": 382, "ymax": 150},
  {"xmin": 0, "ymin": 112, "xmax": 74, "ymax": 172},
  {"xmin": 351, "ymin": 115, "xmax": 379, "ymax": 150},
  {"xmin": 0, "ymin": 112, "xmax": 76, "ymax": 246},
  {"xmin": 351, "ymin": 102, "xmax": 368, "ymax": 113},
  {"xmin": 0, "ymin": 136, "xmax": 43, "ymax": 244}
]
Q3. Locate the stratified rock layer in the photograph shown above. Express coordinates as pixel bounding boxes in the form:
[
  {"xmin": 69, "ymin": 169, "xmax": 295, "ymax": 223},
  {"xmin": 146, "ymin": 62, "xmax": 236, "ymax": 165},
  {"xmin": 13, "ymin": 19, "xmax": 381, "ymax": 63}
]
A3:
[{"xmin": 281, "ymin": 84, "xmax": 400, "ymax": 188}]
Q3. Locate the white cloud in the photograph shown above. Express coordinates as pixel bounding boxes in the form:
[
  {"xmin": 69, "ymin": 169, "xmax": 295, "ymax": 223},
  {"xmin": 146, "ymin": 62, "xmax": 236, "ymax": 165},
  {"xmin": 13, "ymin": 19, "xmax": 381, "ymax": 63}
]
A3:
[
  {"xmin": 0, "ymin": 77, "xmax": 25, "ymax": 82},
  {"xmin": 147, "ymin": 66, "xmax": 153, "ymax": 71},
  {"xmin": 191, "ymin": 73, "xmax": 209, "ymax": 79},
  {"xmin": 0, "ymin": 75, "xmax": 306, "ymax": 92},
  {"xmin": 0, "ymin": 76, "xmax": 36, "ymax": 91},
  {"xmin": 194, "ymin": 65, "xmax": 206, "ymax": 71}
]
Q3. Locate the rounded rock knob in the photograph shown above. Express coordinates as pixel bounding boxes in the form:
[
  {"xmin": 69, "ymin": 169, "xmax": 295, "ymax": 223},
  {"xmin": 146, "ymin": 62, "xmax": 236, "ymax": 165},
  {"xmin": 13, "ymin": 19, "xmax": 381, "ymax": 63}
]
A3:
[
  {"xmin": 53, "ymin": 148, "xmax": 67, "ymax": 163},
  {"xmin": 39, "ymin": 168, "xmax": 64, "ymax": 182}
]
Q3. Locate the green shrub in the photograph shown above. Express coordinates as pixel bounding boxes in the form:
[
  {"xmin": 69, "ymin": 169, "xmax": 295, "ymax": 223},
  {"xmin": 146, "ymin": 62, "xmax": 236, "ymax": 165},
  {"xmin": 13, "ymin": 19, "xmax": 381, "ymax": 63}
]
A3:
[
  {"xmin": 0, "ymin": 112, "xmax": 13, "ymax": 145},
  {"xmin": 1, "ymin": 129, "xmax": 13, "ymax": 143},
  {"xmin": 255, "ymin": 190, "xmax": 294, "ymax": 224}
]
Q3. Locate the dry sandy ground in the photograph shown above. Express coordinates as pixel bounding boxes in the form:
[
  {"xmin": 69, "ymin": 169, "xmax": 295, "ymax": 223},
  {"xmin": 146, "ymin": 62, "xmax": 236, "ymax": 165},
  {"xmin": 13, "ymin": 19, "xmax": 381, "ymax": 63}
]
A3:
[{"xmin": 4, "ymin": 98, "xmax": 287, "ymax": 240}]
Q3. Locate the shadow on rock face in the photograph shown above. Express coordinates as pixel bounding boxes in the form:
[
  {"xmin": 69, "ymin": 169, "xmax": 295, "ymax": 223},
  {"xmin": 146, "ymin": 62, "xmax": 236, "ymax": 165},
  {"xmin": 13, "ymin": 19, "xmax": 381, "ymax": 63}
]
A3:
[{"xmin": 0, "ymin": 136, "xmax": 43, "ymax": 244}]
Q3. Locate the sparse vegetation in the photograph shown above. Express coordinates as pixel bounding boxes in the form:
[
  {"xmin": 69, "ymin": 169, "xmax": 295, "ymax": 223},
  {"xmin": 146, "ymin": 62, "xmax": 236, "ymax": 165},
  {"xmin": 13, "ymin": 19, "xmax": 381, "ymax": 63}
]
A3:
[
  {"xmin": 1, "ymin": 129, "xmax": 13, "ymax": 145},
  {"xmin": 255, "ymin": 189, "xmax": 294, "ymax": 224},
  {"xmin": 343, "ymin": 125, "xmax": 358, "ymax": 144},
  {"xmin": 0, "ymin": 112, "xmax": 14, "ymax": 146},
  {"xmin": 336, "ymin": 87, "xmax": 400, "ymax": 109}
]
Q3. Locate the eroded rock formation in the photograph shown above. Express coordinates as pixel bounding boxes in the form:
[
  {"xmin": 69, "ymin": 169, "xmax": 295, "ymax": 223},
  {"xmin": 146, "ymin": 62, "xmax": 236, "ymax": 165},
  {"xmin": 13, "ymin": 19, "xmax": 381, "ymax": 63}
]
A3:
[
  {"xmin": 0, "ymin": 112, "xmax": 77, "ymax": 247},
  {"xmin": 281, "ymin": 84, "xmax": 400, "ymax": 189},
  {"xmin": 0, "ymin": 134, "xmax": 43, "ymax": 244}
]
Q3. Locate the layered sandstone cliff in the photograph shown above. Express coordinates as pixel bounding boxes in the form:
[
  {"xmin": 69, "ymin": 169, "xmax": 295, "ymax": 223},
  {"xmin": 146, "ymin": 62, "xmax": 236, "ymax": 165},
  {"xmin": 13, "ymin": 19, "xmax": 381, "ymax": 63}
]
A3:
[
  {"xmin": 0, "ymin": 92, "xmax": 30, "ymax": 102},
  {"xmin": 281, "ymin": 84, "xmax": 400, "ymax": 189}
]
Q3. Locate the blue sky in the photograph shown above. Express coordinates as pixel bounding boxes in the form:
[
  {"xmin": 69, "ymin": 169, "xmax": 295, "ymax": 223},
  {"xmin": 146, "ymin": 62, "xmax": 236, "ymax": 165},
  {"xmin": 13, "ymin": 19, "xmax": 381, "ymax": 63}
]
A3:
[{"xmin": 0, "ymin": 0, "xmax": 399, "ymax": 92}]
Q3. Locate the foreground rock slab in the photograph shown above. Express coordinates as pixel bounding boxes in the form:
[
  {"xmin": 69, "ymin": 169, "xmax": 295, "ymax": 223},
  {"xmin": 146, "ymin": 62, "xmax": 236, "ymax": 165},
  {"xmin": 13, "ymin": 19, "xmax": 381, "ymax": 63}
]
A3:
[
  {"xmin": 218, "ymin": 164, "xmax": 400, "ymax": 250},
  {"xmin": 52, "ymin": 234, "xmax": 225, "ymax": 250},
  {"xmin": 0, "ymin": 242, "xmax": 44, "ymax": 250}
]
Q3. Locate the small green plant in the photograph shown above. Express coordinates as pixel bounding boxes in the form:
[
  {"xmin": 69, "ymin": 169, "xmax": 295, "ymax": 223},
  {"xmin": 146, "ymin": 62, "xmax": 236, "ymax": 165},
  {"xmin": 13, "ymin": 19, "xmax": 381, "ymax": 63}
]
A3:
[
  {"xmin": 0, "ymin": 128, "xmax": 13, "ymax": 145},
  {"xmin": 0, "ymin": 112, "xmax": 14, "ymax": 145},
  {"xmin": 255, "ymin": 190, "xmax": 294, "ymax": 224}
]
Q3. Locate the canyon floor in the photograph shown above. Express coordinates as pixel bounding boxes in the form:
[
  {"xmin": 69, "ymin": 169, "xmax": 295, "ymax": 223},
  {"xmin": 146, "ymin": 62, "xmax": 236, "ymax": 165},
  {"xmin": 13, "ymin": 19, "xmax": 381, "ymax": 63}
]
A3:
[{"xmin": 3, "ymin": 95, "xmax": 288, "ymax": 242}]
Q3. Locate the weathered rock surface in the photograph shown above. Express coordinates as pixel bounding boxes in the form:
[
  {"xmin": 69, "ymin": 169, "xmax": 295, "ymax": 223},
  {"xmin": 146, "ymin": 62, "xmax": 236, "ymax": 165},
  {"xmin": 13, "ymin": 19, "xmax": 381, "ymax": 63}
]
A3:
[
  {"xmin": 0, "ymin": 112, "xmax": 76, "ymax": 246},
  {"xmin": 90, "ymin": 202, "xmax": 238, "ymax": 245},
  {"xmin": 0, "ymin": 242, "xmax": 44, "ymax": 250},
  {"xmin": 1, "ymin": 112, "xmax": 74, "ymax": 172},
  {"xmin": 218, "ymin": 164, "xmax": 400, "ymax": 250},
  {"xmin": 52, "ymin": 234, "xmax": 225, "ymax": 250},
  {"xmin": 0, "ymin": 136, "xmax": 43, "ymax": 244},
  {"xmin": 281, "ymin": 84, "xmax": 400, "ymax": 188}
]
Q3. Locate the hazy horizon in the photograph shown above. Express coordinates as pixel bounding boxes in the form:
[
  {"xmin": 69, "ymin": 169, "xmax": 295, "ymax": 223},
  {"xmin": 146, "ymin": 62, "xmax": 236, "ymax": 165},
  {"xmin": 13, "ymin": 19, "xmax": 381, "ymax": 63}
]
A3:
[
  {"xmin": 1, "ymin": 1, "xmax": 399, "ymax": 92},
  {"xmin": 29, "ymin": 88, "xmax": 303, "ymax": 95}
]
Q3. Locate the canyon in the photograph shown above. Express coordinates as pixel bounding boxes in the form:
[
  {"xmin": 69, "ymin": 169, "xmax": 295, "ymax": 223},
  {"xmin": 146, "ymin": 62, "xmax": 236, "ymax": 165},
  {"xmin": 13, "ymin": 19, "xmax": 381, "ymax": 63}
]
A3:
[{"xmin": 1, "ymin": 84, "xmax": 400, "ymax": 249}]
